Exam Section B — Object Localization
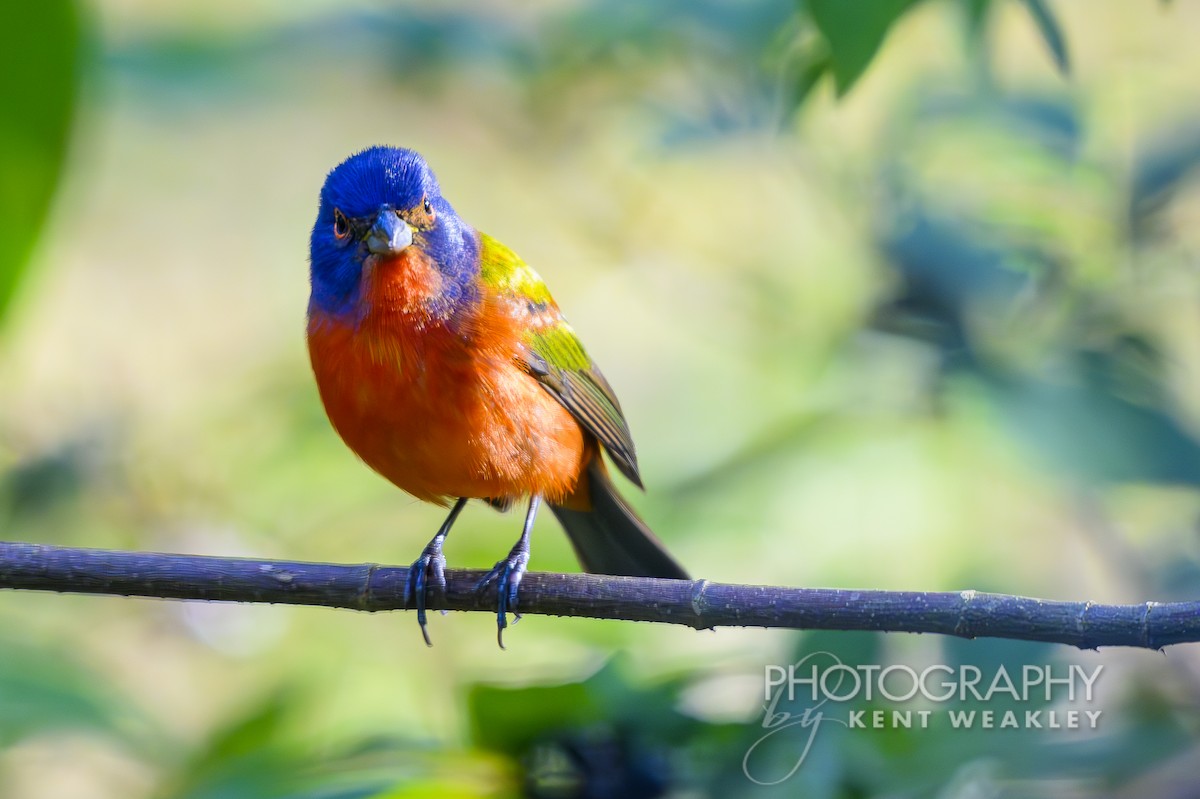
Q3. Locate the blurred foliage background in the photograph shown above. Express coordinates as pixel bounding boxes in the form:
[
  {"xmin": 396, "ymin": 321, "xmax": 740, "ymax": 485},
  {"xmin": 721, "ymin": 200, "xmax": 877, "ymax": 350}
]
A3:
[{"xmin": 4, "ymin": 0, "xmax": 1200, "ymax": 796}]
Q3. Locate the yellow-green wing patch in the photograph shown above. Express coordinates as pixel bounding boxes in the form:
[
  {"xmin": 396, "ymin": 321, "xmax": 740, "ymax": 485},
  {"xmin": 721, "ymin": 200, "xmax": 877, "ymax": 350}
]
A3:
[
  {"xmin": 521, "ymin": 326, "xmax": 642, "ymax": 488},
  {"xmin": 478, "ymin": 232, "xmax": 553, "ymax": 306},
  {"xmin": 479, "ymin": 232, "xmax": 642, "ymax": 486}
]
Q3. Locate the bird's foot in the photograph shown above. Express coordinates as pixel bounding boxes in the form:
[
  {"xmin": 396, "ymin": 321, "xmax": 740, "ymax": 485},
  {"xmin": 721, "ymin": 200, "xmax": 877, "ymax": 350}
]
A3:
[
  {"xmin": 406, "ymin": 497, "xmax": 468, "ymax": 647},
  {"xmin": 476, "ymin": 538, "xmax": 530, "ymax": 650},
  {"xmin": 407, "ymin": 536, "xmax": 447, "ymax": 647}
]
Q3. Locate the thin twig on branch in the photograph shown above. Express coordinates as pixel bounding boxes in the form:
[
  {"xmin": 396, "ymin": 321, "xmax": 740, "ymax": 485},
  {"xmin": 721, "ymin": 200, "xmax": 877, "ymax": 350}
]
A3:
[{"xmin": 0, "ymin": 542, "xmax": 1195, "ymax": 650}]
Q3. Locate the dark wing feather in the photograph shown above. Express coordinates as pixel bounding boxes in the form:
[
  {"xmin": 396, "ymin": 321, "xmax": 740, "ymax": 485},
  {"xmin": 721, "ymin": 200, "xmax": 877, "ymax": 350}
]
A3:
[{"xmin": 521, "ymin": 344, "xmax": 643, "ymax": 488}]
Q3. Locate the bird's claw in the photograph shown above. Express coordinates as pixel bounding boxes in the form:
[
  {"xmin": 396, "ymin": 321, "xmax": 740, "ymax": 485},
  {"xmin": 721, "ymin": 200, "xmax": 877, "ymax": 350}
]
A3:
[
  {"xmin": 406, "ymin": 498, "xmax": 467, "ymax": 647},
  {"xmin": 477, "ymin": 546, "xmax": 530, "ymax": 650},
  {"xmin": 408, "ymin": 538, "xmax": 447, "ymax": 647}
]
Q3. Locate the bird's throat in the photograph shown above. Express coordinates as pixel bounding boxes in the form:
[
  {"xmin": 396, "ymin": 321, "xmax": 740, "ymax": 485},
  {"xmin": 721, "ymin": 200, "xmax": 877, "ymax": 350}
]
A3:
[{"xmin": 361, "ymin": 249, "xmax": 449, "ymax": 325}]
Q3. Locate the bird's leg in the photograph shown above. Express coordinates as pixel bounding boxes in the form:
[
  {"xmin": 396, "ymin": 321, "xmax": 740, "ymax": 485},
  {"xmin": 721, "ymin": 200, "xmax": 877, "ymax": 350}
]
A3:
[
  {"xmin": 477, "ymin": 495, "xmax": 539, "ymax": 649},
  {"xmin": 408, "ymin": 496, "xmax": 468, "ymax": 647}
]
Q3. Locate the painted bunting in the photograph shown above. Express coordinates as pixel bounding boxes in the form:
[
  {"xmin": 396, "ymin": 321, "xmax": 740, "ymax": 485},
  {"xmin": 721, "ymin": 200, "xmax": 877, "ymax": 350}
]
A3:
[{"xmin": 307, "ymin": 146, "xmax": 688, "ymax": 646}]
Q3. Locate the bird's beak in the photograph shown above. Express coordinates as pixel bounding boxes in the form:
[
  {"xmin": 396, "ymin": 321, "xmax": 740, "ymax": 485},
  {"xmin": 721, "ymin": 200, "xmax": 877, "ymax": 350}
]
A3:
[{"xmin": 366, "ymin": 209, "xmax": 413, "ymax": 256}]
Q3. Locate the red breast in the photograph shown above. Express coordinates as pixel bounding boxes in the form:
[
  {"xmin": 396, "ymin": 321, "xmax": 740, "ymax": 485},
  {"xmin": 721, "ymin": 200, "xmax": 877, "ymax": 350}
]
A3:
[{"xmin": 307, "ymin": 249, "xmax": 593, "ymax": 507}]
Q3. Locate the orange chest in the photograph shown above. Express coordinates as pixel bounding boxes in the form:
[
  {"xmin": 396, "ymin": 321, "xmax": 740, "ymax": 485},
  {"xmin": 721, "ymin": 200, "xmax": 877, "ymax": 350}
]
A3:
[
  {"xmin": 307, "ymin": 252, "xmax": 475, "ymax": 433},
  {"xmin": 307, "ymin": 307, "xmax": 474, "ymax": 429},
  {"xmin": 305, "ymin": 256, "xmax": 588, "ymax": 504}
]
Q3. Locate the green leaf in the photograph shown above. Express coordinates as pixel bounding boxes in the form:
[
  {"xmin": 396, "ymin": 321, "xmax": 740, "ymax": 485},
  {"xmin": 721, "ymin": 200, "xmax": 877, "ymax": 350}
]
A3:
[
  {"xmin": 1021, "ymin": 0, "xmax": 1070, "ymax": 74},
  {"xmin": 790, "ymin": 51, "xmax": 832, "ymax": 109},
  {"xmin": 806, "ymin": 0, "xmax": 920, "ymax": 96},
  {"xmin": 0, "ymin": 0, "xmax": 82, "ymax": 326},
  {"xmin": 468, "ymin": 680, "xmax": 599, "ymax": 756}
]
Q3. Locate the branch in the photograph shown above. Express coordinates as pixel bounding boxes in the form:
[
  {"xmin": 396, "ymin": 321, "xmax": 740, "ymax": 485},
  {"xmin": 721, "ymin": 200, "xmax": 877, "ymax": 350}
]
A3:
[{"xmin": 0, "ymin": 542, "xmax": 1196, "ymax": 650}]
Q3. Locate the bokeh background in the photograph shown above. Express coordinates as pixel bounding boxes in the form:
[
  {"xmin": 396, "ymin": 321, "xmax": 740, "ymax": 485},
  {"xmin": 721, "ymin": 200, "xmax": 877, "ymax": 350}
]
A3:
[{"xmin": 5, "ymin": 1, "xmax": 1200, "ymax": 796}]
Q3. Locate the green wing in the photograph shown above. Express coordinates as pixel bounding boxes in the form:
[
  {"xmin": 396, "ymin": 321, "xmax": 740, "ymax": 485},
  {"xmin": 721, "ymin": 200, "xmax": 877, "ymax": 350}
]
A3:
[{"xmin": 479, "ymin": 233, "xmax": 643, "ymax": 488}]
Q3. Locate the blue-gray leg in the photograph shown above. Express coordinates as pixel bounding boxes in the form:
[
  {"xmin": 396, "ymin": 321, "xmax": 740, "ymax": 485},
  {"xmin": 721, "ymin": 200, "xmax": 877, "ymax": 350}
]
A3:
[
  {"xmin": 408, "ymin": 496, "xmax": 467, "ymax": 646},
  {"xmin": 478, "ymin": 495, "xmax": 539, "ymax": 649}
]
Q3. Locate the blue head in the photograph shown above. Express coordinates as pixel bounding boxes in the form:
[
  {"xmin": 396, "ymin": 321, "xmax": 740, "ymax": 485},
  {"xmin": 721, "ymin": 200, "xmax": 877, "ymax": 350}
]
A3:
[{"xmin": 309, "ymin": 146, "xmax": 479, "ymax": 318}]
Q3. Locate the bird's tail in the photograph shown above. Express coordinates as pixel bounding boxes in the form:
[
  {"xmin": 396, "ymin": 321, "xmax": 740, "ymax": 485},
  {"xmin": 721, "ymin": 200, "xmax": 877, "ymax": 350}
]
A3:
[{"xmin": 550, "ymin": 459, "xmax": 689, "ymax": 580}]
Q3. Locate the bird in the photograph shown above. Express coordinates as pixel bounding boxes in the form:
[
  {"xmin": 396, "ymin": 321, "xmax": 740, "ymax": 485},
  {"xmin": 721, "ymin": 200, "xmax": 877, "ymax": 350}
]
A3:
[{"xmin": 306, "ymin": 146, "xmax": 689, "ymax": 647}]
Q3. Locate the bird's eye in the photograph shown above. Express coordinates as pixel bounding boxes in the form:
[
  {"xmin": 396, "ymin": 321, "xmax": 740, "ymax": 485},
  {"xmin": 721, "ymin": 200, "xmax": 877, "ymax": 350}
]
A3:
[
  {"xmin": 423, "ymin": 197, "xmax": 434, "ymax": 218},
  {"xmin": 333, "ymin": 209, "xmax": 350, "ymax": 240}
]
